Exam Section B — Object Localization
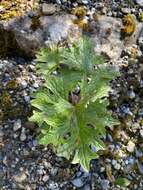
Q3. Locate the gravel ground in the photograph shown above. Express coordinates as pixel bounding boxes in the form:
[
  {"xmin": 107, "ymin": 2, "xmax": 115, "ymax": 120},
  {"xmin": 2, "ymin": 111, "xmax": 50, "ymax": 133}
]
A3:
[
  {"xmin": 0, "ymin": 48, "xmax": 143, "ymax": 190},
  {"xmin": 0, "ymin": 58, "xmax": 79, "ymax": 190},
  {"xmin": 0, "ymin": 0, "xmax": 143, "ymax": 190},
  {"xmin": 41, "ymin": 0, "xmax": 143, "ymax": 20}
]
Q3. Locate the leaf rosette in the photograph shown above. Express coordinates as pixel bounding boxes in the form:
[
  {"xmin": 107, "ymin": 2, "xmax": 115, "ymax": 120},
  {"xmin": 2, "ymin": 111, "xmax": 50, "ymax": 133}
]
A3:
[{"xmin": 30, "ymin": 36, "xmax": 119, "ymax": 171}]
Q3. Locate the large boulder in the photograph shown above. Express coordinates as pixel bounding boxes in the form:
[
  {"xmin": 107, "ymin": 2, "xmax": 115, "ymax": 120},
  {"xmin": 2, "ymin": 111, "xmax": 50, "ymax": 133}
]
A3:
[
  {"xmin": 0, "ymin": 12, "xmax": 142, "ymax": 61},
  {"xmin": 90, "ymin": 16, "xmax": 124, "ymax": 61},
  {"xmin": 0, "ymin": 13, "xmax": 81, "ymax": 57}
]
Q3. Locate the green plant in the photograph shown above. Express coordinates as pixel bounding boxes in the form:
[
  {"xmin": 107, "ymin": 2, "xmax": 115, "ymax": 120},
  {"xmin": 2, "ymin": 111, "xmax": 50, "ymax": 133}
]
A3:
[
  {"xmin": 29, "ymin": 37, "xmax": 119, "ymax": 171},
  {"xmin": 115, "ymin": 177, "xmax": 130, "ymax": 187}
]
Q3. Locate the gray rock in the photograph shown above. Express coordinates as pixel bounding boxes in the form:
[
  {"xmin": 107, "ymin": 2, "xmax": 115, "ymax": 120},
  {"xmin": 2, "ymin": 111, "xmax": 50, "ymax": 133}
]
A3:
[
  {"xmin": 20, "ymin": 133, "xmax": 26, "ymax": 141},
  {"xmin": 0, "ymin": 63, "xmax": 3, "ymax": 69},
  {"xmin": 42, "ymin": 3, "xmax": 58, "ymax": 15},
  {"xmin": 76, "ymin": 171, "xmax": 82, "ymax": 177},
  {"xmin": 127, "ymin": 141, "xmax": 135, "ymax": 153},
  {"xmin": 0, "ymin": 129, "xmax": 4, "ymax": 137},
  {"xmin": 24, "ymin": 96, "xmax": 30, "ymax": 103},
  {"xmin": 71, "ymin": 178, "xmax": 84, "ymax": 188},
  {"xmin": 37, "ymin": 169, "xmax": 44, "ymax": 175},
  {"xmin": 25, "ymin": 185, "xmax": 31, "ymax": 190},
  {"xmin": 121, "ymin": 8, "xmax": 131, "ymax": 14},
  {"xmin": 138, "ymin": 36, "xmax": 143, "ymax": 48},
  {"xmin": 32, "ymin": 140, "xmax": 38, "ymax": 147},
  {"xmin": 128, "ymin": 157, "xmax": 135, "ymax": 165},
  {"xmin": 45, "ymin": 15, "xmax": 80, "ymax": 43},
  {"xmin": 112, "ymin": 159, "xmax": 117, "ymax": 166},
  {"xmin": 135, "ymin": 0, "xmax": 143, "ymax": 6},
  {"xmin": 114, "ymin": 163, "xmax": 121, "ymax": 170},
  {"xmin": 137, "ymin": 161, "xmax": 143, "ymax": 174},
  {"xmin": 100, "ymin": 167, "xmax": 105, "ymax": 172},
  {"xmin": 13, "ymin": 172, "xmax": 27, "ymax": 183},
  {"xmin": 94, "ymin": 17, "xmax": 142, "ymax": 61},
  {"xmin": 90, "ymin": 16, "xmax": 124, "ymax": 61},
  {"xmin": 48, "ymin": 181, "xmax": 59, "ymax": 190},
  {"xmin": 125, "ymin": 160, "xmax": 129, "ymax": 165},
  {"xmin": 107, "ymin": 134, "xmax": 113, "ymax": 142},
  {"xmin": 44, "ymin": 161, "xmax": 51, "ymax": 169},
  {"xmin": 1, "ymin": 12, "xmax": 141, "ymax": 63},
  {"xmin": 50, "ymin": 167, "xmax": 58, "ymax": 176},
  {"xmin": 22, "ymin": 149, "xmax": 30, "ymax": 156},
  {"xmin": 82, "ymin": 0, "xmax": 89, "ymax": 4},
  {"xmin": 0, "ymin": 6, "xmax": 5, "ymax": 13},
  {"xmin": 100, "ymin": 180, "xmax": 109, "ymax": 190},
  {"xmin": 56, "ymin": 0, "xmax": 61, "ymax": 4},
  {"xmin": 140, "ymin": 129, "xmax": 143, "ymax": 137},
  {"xmin": 38, "ymin": 186, "xmax": 45, "ymax": 190},
  {"xmin": 21, "ymin": 80, "xmax": 28, "ymax": 89},
  {"xmin": 42, "ymin": 175, "xmax": 49, "ymax": 182},
  {"xmin": 33, "ymin": 82, "xmax": 39, "ymax": 88},
  {"xmin": 0, "ymin": 14, "xmax": 80, "ymax": 57},
  {"xmin": 128, "ymin": 90, "xmax": 136, "ymax": 99},
  {"xmin": 135, "ymin": 149, "xmax": 143, "ymax": 158},
  {"xmin": 82, "ymin": 184, "xmax": 91, "ymax": 190},
  {"xmin": 13, "ymin": 119, "xmax": 21, "ymax": 131}
]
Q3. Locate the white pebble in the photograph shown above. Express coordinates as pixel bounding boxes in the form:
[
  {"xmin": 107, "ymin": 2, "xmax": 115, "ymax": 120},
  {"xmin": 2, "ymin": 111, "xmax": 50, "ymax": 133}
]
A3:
[
  {"xmin": 42, "ymin": 175, "xmax": 49, "ymax": 182},
  {"xmin": 20, "ymin": 133, "xmax": 26, "ymax": 141},
  {"xmin": 127, "ymin": 141, "xmax": 135, "ymax": 153},
  {"xmin": 13, "ymin": 119, "xmax": 21, "ymax": 131},
  {"xmin": 114, "ymin": 163, "xmax": 121, "ymax": 170}
]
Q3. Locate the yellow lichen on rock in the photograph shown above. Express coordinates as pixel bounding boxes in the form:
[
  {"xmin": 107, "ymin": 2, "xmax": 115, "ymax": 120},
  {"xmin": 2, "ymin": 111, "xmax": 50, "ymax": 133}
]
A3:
[
  {"xmin": 1, "ymin": 92, "xmax": 13, "ymax": 108},
  {"xmin": 0, "ymin": 0, "xmax": 38, "ymax": 20},
  {"xmin": 92, "ymin": 13, "xmax": 99, "ymax": 22},
  {"xmin": 6, "ymin": 79, "xmax": 18, "ymax": 90},
  {"xmin": 72, "ymin": 6, "xmax": 86, "ymax": 19},
  {"xmin": 121, "ymin": 14, "xmax": 136, "ymax": 36},
  {"xmin": 73, "ymin": 18, "xmax": 89, "ymax": 30},
  {"xmin": 31, "ymin": 15, "xmax": 41, "ymax": 31},
  {"xmin": 72, "ymin": 6, "xmax": 90, "ymax": 31},
  {"xmin": 130, "ymin": 47, "xmax": 138, "ymax": 59}
]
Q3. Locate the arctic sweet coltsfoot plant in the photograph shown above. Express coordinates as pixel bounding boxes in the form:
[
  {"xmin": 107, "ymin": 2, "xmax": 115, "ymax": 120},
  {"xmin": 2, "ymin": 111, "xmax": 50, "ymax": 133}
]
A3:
[{"xmin": 29, "ymin": 36, "xmax": 119, "ymax": 171}]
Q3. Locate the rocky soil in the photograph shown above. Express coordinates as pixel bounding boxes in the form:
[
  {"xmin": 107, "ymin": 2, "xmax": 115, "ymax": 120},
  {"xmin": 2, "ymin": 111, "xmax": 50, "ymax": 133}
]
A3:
[{"xmin": 0, "ymin": 0, "xmax": 143, "ymax": 190}]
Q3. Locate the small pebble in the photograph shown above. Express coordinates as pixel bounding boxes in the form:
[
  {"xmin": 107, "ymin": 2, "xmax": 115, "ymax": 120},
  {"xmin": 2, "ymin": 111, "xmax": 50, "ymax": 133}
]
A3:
[
  {"xmin": 125, "ymin": 160, "xmax": 129, "ymax": 165},
  {"xmin": 135, "ymin": 0, "xmax": 143, "ymax": 6},
  {"xmin": 0, "ymin": 6, "xmax": 5, "ymax": 13},
  {"xmin": 127, "ymin": 141, "xmax": 135, "ymax": 153},
  {"xmin": 21, "ymin": 80, "xmax": 28, "ymax": 89},
  {"xmin": 82, "ymin": 0, "xmax": 89, "ymax": 4},
  {"xmin": 121, "ymin": 8, "xmax": 131, "ymax": 14},
  {"xmin": 42, "ymin": 3, "xmax": 57, "ymax": 15},
  {"xmin": 13, "ymin": 172, "xmax": 27, "ymax": 183},
  {"xmin": 37, "ymin": 169, "xmax": 44, "ymax": 175},
  {"xmin": 0, "ymin": 129, "xmax": 4, "ymax": 137},
  {"xmin": 42, "ymin": 175, "xmax": 49, "ymax": 182},
  {"xmin": 128, "ymin": 90, "xmax": 136, "ymax": 99},
  {"xmin": 114, "ymin": 163, "xmax": 121, "ymax": 170},
  {"xmin": 20, "ymin": 133, "xmax": 26, "ymax": 141},
  {"xmin": 112, "ymin": 160, "xmax": 117, "ymax": 166},
  {"xmin": 13, "ymin": 119, "xmax": 22, "ymax": 131},
  {"xmin": 72, "ymin": 178, "xmax": 84, "ymax": 188},
  {"xmin": 140, "ymin": 129, "xmax": 143, "ymax": 137},
  {"xmin": 100, "ymin": 179, "xmax": 109, "ymax": 190}
]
